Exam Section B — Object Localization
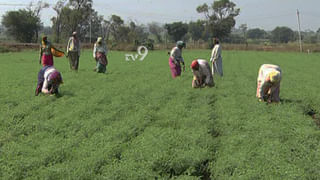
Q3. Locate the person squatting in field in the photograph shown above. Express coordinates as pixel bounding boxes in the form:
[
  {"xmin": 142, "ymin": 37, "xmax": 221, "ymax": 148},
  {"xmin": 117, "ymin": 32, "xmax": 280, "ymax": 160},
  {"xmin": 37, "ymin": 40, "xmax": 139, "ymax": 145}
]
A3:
[
  {"xmin": 256, "ymin": 64, "xmax": 282, "ymax": 103},
  {"xmin": 210, "ymin": 38, "xmax": 223, "ymax": 77},
  {"xmin": 39, "ymin": 36, "xmax": 63, "ymax": 66},
  {"xmin": 168, "ymin": 41, "xmax": 186, "ymax": 78},
  {"xmin": 66, "ymin": 31, "xmax": 81, "ymax": 71},
  {"xmin": 190, "ymin": 59, "xmax": 214, "ymax": 88},
  {"xmin": 35, "ymin": 66, "xmax": 63, "ymax": 96},
  {"xmin": 93, "ymin": 37, "xmax": 108, "ymax": 73}
]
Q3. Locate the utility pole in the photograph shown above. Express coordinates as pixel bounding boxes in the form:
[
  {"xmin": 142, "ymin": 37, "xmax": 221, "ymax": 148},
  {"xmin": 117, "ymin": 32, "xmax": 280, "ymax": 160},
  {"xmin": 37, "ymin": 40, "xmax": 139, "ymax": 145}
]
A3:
[
  {"xmin": 296, "ymin": 9, "xmax": 303, "ymax": 52},
  {"xmin": 89, "ymin": 12, "xmax": 92, "ymax": 44}
]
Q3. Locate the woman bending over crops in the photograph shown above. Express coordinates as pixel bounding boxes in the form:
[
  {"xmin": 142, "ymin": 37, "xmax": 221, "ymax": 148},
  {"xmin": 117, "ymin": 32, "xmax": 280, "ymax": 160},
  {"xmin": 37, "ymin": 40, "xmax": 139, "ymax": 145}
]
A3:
[
  {"xmin": 35, "ymin": 66, "xmax": 63, "ymax": 96},
  {"xmin": 93, "ymin": 37, "xmax": 108, "ymax": 73},
  {"xmin": 39, "ymin": 36, "xmax": 64, "ymax": 67},
  {"xmin": 210, "ymin": 38, "xmax": 223, "ymax": 77},
  {"xmin": 190, "ymin": 59, "xmax": 214, "ymax": 88},
  {"xmin": 168, "ymin": 41, "xmax": 186, "ymax": 78},
  {"xmin": 256, "ymin": 64, "xmax": 282, "ymax": 103}
]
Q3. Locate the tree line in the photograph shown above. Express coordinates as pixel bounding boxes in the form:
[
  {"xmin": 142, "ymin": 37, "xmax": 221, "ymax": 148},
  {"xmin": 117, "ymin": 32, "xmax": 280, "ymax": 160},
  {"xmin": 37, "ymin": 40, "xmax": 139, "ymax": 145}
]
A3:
[{"xmin": 1, "ymin": 0, "xmax": 320, "ymax": 47}]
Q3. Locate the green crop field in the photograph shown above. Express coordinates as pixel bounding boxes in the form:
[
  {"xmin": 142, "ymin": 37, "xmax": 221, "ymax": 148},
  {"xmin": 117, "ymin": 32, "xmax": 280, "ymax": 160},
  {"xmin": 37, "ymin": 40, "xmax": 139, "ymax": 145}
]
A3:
[{"xmin": 1, "ymin": 49, "xmax": 320, "ymax": 179}]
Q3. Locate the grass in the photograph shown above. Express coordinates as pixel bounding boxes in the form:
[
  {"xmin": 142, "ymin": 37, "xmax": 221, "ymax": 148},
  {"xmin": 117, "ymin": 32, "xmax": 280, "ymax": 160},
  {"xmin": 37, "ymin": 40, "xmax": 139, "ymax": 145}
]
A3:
[{"xmin": 0, "ymin": 49, "xmax": 320, "ymax": 179}]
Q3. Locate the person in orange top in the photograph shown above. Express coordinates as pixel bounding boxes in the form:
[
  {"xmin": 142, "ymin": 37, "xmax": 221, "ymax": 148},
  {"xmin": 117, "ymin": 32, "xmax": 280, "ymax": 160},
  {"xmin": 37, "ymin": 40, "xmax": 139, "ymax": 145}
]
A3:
[
  {"xmin": 256, "ymin": 64, "xmax": 282, "ymax": 103},
  {"xmin": 39, "ymin": 36, "xmax": 63, "ymax": 66}
]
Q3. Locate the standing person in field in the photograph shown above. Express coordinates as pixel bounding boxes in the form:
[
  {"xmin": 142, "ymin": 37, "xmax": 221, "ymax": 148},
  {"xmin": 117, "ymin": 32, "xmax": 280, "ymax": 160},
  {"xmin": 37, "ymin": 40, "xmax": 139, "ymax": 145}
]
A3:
[
  {"xmin": 93, "ymin": 37, "xmax": 108, "ymax": 73},
  {"xmin": 66, "ymin": 31, "xmax": 81, "ymax": 71},
  {"xmin": 168, "ymin": 41, "xmax": 186, "ymax": 78},
  {"xmin": 256, "ymin": 64, "xmax": 282, "ymax": 103},
  {"xmin": 39, "ymin": 36, "xmax": 64, "ymax": 66},
  {"xmin": 35, "ymin": 66, "xmax": 63, "ymax": 96},
  {"xmin": 210, "ymin": 38, "xmax": 223, "ymax": 77},
  {"xmin": 190, "ymin": 59, "xmax": 214, "ymax": 88}
]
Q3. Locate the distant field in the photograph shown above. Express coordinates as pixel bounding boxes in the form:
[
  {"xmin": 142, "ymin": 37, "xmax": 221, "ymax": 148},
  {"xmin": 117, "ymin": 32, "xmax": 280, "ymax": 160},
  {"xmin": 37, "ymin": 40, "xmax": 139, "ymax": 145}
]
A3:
[{"xmin": 0, "ymin": 50, "xmax": 320, "ymax": 179}]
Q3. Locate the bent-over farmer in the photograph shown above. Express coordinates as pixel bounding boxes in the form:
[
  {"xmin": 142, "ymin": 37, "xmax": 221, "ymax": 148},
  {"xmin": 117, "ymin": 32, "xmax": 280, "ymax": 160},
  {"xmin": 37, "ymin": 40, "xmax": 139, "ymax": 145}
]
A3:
[
  {"xmin": 256, "ymin": 64, "xmax": 282, "ymax": 103},
  {"xmin": 35, "ymin": 66, "xmax": 63, "ymax": 96},
  {"xmin": 191, "ymin": 59, "xmax": 214, "ymax": 88}
]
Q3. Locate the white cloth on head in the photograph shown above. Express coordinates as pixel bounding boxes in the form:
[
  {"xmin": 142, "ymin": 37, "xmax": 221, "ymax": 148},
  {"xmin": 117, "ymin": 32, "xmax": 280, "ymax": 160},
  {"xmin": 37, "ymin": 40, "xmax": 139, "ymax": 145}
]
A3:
[
  {"xmin": 42, "ymin": 67, "xmax": 57, "ymax": 92},
  {"xmin": 210, "ymin": 44, "xmax": 223, "ymax": 77}
]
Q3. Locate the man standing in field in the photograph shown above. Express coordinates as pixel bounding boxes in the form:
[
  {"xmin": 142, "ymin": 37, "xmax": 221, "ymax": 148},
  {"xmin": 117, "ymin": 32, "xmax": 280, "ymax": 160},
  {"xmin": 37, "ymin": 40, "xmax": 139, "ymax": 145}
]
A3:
[
  {"xmin": 256, "ymin": 64, "xmax": 282, "ymax": 103},
  {"xmin": 66, "ymin": 32, "xmax": 81, "ymax": 71},
  {"xmin": 190, "ymin": 59, "xmax": 214, "ymax": 88},
  {"xmin": 210, "ymin": 38, "xmax": 223, "ymax": 77},
  {"xmin": 168, "ymin": 41, "xmax": 186, "ymax": 78}
]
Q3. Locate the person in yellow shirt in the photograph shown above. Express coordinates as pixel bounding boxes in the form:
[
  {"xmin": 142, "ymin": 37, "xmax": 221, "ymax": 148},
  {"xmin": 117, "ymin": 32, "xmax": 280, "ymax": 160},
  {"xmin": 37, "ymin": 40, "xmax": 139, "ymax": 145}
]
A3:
[{"xmin": 66, "ymin": 32, "xmax": 81, "ymax": 71}]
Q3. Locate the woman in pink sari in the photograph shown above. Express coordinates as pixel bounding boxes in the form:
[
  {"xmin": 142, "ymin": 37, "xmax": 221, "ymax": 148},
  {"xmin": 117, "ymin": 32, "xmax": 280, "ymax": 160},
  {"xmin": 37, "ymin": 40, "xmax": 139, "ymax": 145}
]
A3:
[
  {"xmin": 168, "ymin": 41, "xmax": 186, "ymax": 78},
  {"xmin": 39, "ymin": 36, "xmax": 62, "ymax": 67}
]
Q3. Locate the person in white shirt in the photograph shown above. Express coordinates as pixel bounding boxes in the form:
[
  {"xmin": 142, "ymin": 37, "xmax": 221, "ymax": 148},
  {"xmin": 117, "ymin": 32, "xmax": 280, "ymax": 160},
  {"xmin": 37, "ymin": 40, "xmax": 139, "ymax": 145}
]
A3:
[
  {"xmin": 190, "ymin": 59, "xmax": 214, "ymax": 88},
  {"xmin": 210, "ymin": 38, "xmax": 223, "ymax": 77},
  {"xmin": 66, "ymin": 32, "xmax": 81, "ymax": 71},
  {"xmin": 168, "ymin": 41, "xmax": 186, "ymax": 78},
  {"xmin": 256, "ymin": 64, "xmax": 282, "ymax": 103},
  {"xmin": 35, "ymin": 66, "xmax": 63, "ymax": 96},
  {"xmin": 93, "ymin": 37, "xmax": 108, "ymax": 73}
]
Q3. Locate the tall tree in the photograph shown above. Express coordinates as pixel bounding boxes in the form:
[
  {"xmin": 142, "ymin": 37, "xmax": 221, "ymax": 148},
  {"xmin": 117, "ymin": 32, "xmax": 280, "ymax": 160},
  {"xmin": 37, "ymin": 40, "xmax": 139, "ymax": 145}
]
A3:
[
  {"xmin": 2, "ymin": 9, "xmax": 41, "ymax": 42},
  {"xmin": 197, "ymin": 0, "xmax": 240, "ymax": 39},
  {"xmin": 108, "ymin": 15, "xmax": 125, "ymax": 42},
  {"xmin": 164, "ymin": 22, "xmax": 188, "ymax": 42},
  {"xmin": 27, "ymin": 0, "xmax": 49, "ymax": 41},
  {"xmin": 247, "ymin": 28, "xmax": 267, "ymax": 39},
  {"xmin": 188, "ymin": 20, "xmax": 205, "ymax": 42},
  {"xmin": 51, "ymin": 0, "xmax": 67, "ymax": 43},
  {"xmin": 271, "ymin": 26, "xmax": 294, "ymax": 43},
  {"xmin": 148, "ymin": 22, "xmax": 164, "ymax": 43},
  {"xmin": 51, "ymin": 0, "xmax": 97, "ymax": 42}
]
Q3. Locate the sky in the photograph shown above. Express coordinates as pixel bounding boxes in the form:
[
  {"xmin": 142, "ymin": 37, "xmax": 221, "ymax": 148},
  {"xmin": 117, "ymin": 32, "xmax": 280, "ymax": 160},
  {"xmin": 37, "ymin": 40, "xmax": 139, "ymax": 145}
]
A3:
[{"xmin": 0, "ymin": 0, "xmax": 319, "ymax": 31}]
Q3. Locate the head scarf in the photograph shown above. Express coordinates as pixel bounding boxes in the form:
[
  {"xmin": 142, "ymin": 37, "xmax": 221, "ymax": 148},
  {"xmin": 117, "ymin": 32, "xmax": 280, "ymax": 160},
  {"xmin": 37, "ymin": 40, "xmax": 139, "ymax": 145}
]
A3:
[
  {"xmin": 269, "ymin": 71, "xmax": 281, "ymax": 83},
  {"xmin": 176, "ymin": 41, "xmax": 185, "ymax": 48},
  {"xmin": 48, "ymin": 71, "xmax": 63, "ymax": 85},
  {"xmin": 97, "ymin": 37, "xmax": 103, "ymax": 43},
  {"xmin": 42, "ymin": 36, "xmax": 48, "ymax": 46},
  {"xmin": 191, "ymin": 60, "xmax": 199, "ymax": 70}
]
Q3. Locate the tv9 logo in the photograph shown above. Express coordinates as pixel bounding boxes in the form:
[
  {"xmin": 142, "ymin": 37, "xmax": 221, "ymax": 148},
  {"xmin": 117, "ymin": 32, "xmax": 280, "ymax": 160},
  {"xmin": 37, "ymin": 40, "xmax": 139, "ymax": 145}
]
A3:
[{"xmin": 125, "ymin": 46, "xmax": 148, "ymax": 61}]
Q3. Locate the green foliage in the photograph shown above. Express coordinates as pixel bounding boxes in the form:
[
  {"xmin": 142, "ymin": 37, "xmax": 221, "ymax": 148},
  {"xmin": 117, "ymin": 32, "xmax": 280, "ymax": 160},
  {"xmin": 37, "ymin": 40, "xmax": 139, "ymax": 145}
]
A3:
[
  {"xmin": 247, "ymin": 28, "xmax": 267, "ymax": 39},
  {"xmin": 148, "ymin": 22, "xmax": 165, "ymax": 43},
  {"xmin": 1, "ymin": 9, "xmax": 41, "ymax": 43},
  {"xmin": 271, "ymin": 26, "xmax": 295, "ymax": 43},
  {"xmin": 0, "ymin": 46, "xmax": 10, "ymax": 53},
  {"xmin": 197, "ymin": 0, "xmax": 240, "ymax": 40},
  {"xmin": 165, "ymin": 22, "xmax": 189, "ymax": 42},
  {"xmin": 188, "ymin": 20, "xmax": 205, "ymax": 41},
  {"xmin": 51, "ymin": 0, "xmax": 99, "ymax": 43},
  {"xmin": 0, "ymin": 50, "xmax": 320, "ymax": 179}
]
